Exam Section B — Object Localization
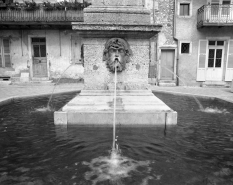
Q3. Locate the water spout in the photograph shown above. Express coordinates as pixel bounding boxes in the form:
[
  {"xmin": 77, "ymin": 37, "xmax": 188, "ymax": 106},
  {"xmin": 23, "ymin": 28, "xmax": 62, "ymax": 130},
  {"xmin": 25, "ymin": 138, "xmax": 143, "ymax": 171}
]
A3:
[
  {"xmin": 112, "ymin": 64, "xmax": 117, "ymax": 151},
  {"xmin": 155, "ymin": 61, "xmax": 204, "ymax": 111},
  {"xmin": 47, "ymin": 64, "xmax": 73, "ymax": 110}
]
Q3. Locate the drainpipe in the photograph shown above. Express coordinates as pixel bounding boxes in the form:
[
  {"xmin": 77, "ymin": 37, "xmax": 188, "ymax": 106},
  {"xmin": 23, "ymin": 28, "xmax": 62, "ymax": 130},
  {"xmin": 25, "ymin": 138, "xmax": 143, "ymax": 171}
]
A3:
[{"xmin": 173, "ymin": 0, "xmax": 180, "ymax": 86}]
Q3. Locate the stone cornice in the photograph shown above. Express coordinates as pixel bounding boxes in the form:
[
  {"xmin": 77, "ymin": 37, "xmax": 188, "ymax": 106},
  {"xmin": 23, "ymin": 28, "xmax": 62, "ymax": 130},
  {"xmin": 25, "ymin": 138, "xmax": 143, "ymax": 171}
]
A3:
[
  {"xmin": 84, "ymin": 6, "xmax": 150, "ymax": 15},
  {"xmin": 72, "ymin": 23, "xmax": 162, "ymax": 32}
]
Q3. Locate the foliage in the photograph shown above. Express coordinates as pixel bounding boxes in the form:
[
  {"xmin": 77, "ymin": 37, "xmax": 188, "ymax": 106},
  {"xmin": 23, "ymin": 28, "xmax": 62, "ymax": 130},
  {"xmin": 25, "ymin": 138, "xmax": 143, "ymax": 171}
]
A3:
[
  {"xmin": 23, "ymin": 1, "xmax": 40, "ymax": 11},
  {"xmin": 43, "ymin": 1, "xmax": 54, "ymax": 11},
  {"xmin": 44, "ymin": 1, "xmax": 91, "ymax": 11},
  {"xmin": 6, "ymin": 2, "xmax": 21, "ymax": 10},
  {"xmin": 1, "ymin": 0, "xmax": 91, "ymax": 11}
]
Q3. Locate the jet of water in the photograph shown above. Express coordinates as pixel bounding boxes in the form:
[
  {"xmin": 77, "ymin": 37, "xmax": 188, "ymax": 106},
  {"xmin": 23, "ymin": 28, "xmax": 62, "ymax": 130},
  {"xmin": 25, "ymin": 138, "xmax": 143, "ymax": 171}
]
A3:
[
  {"xmin": 113, "ymin": 64, "xmax": 117, "ymax": 151},
  {"xmin": 154, "ymin": 61, "xmax": 204, "ymax": 111},
  {"xmin": 47, "ymin": 64, "xmax": 74, "ymax": 110}
]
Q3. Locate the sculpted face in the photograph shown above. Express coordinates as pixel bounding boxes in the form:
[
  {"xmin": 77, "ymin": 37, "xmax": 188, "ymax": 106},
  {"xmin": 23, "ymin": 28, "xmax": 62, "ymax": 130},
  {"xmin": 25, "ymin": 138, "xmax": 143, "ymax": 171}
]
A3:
[
  {"xmin": 103, "ymin": 38, "xmax": 132, "ymax": 72},
  {"xmin": 108, "ymin": 46, "xmax": 126, "ymax": 72}
]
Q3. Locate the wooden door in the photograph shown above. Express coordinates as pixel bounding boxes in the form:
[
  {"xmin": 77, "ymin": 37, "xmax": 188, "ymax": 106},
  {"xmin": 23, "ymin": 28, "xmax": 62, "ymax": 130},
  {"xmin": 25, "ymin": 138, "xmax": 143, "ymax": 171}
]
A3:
[
  {"xmin": 160, "ymin": 50, "xmax": 175, "ymax": 80},
  {"xmin": 32, "ymin": 38, "xmax": 47, "ymax": 77}
]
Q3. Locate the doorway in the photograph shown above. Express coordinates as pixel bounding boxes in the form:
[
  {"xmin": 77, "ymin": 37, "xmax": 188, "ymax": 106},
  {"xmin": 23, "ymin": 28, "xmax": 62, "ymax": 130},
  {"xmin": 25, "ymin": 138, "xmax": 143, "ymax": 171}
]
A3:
[
  {"xmin": 31, "ymin": 38, "xmax": 48, "ymax": 77},
  {"xmin": 160, "ymin": 49, "xmax": 175, "ymax": 80},
  {"xmin": 206, "ymin": 40, "xmax": 224, "ymax": 81}
]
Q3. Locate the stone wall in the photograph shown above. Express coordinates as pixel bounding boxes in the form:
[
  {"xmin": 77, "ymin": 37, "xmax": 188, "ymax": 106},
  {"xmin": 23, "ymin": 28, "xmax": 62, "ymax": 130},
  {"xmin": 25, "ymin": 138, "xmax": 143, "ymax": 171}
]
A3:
[{"xmin": 154, "ymin": 0, "xmax": 176, "ymax": 46}]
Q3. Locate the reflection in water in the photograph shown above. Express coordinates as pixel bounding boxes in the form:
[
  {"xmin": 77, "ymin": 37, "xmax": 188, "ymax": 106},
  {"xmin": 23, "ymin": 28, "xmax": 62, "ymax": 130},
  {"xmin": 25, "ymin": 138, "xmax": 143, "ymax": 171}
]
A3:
[{"xmin": 0, "ymin": 92, "xmax": 233, "ymax": 184}]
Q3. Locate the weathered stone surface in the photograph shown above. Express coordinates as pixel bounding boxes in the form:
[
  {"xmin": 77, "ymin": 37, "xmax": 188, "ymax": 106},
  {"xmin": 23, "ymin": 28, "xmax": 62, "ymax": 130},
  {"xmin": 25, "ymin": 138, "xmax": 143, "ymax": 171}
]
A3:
[
  {"xmin": 92, "ymin": 0, "xmax": 144, "ymax": 7},
  {"xmin": 72, "ymin": 23, "xmax": 162, "ymax": 36},
  {"xmin": 154, "ymin": 0, "xmax": 176, "ymax": 45},
  {"xmin": 82, "ymin": 38, "xmax": 150, "ymax": 90},
  {"xmin": 54, "ymin": 111, "xmax": 67, "ymax": 125},
  {"xmin": 84, "ymin": 11, "xmax": 150, "ymax": 24},
  {"xmin": 84, "ymin": 0, "xmax": 150, "ymax": 24}
]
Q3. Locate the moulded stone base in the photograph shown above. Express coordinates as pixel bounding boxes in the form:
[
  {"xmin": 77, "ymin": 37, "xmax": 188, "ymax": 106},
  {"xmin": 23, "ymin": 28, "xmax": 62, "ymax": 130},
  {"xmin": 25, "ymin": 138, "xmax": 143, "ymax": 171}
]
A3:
[{"xmin": 54, "ymin": 90, "xmax": 177, "ymax": 126}]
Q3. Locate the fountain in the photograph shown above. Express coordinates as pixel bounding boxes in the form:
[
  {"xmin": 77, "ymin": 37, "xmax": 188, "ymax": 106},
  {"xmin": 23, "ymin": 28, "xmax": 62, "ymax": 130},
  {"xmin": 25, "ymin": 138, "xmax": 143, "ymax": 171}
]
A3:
[{"xmin": 54, "ymin": 0, "xmax": 177, "ymax": 126}]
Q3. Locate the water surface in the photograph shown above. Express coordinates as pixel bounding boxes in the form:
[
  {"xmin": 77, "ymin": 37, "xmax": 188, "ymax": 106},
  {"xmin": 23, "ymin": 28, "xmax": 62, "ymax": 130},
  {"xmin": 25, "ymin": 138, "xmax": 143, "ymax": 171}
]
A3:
[{"xmin": 0, "ymin": 92, "xmax": 233, "ymax": 185}]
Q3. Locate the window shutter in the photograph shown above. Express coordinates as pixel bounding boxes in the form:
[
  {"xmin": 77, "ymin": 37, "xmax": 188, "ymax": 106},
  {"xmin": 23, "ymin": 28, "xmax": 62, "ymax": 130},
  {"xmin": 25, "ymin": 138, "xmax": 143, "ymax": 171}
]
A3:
[
  {"xmin": 3, "ymin": 39, "xmax": 11, "ymax": 68},
  {"xmin": 225, "ymin": 40, "xmax": 233, "ymax": 81},
  {"xmin": 197, "ymin": 40, "xmax": 208, "ymax": 81},
  {"xmin": 0, "ymin": 39, "xmax": 2, "ymax": 68}
]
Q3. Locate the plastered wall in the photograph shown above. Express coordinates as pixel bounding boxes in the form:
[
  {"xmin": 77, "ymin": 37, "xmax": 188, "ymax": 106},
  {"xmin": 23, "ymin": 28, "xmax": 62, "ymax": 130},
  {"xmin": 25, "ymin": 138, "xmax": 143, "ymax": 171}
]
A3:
[{"xmin": 0, "ymin": 30, "xmax": 84, "ymax": 81}]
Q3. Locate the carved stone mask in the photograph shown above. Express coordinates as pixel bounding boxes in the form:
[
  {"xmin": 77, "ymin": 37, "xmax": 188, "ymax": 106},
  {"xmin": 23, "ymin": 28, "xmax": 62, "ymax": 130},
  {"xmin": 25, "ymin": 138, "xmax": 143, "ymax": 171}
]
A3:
[{"xmin": 103, "ymin": 38, "xmax": 132, "ymax": 72}]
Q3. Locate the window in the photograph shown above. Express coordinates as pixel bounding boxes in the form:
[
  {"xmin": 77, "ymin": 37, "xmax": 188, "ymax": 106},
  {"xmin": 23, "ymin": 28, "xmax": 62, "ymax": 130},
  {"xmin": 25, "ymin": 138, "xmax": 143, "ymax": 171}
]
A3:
[
  {"xmin": 32, "ymin": 38, "xmax": 46, "ymax": 58},
  {"xmin": 208, "ymin": 40, "xmax": 224, "ymax": 46},
  {"xmin": 181, "ymin": 43, "xmax": 190, "ymax": 54},
  {"xmin": 180, "ymin": 3, "xmax": 190, "ymax": 16},
  {"xmin": 0, "ymin": 38, "xmax": 11, "ymax": 68}
]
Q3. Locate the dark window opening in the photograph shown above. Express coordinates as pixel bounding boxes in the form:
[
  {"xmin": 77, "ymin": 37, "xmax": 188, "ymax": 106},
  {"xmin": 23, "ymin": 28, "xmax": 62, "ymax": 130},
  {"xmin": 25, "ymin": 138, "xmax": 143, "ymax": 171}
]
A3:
[
  {"xmin": 181, "ymin": 43, "xmax": 190, "ymax": 54},
  {"xmin": 32, "ymin": 38, "xmax": 46, "ymax": 43},
  {"xmin": 209, "ymin": 41, "xmax": 216, "ymax": 45},
  {"xmin": 180, "ymin": 3, "xmax": 190, "ymax": 16}
]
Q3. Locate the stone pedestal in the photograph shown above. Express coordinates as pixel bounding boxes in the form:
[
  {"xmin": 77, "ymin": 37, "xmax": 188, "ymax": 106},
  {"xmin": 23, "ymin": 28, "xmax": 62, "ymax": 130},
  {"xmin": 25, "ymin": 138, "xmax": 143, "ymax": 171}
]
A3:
[{"xmin": 54, "ymin": 0, "xmax": 177, "ymax": 126}]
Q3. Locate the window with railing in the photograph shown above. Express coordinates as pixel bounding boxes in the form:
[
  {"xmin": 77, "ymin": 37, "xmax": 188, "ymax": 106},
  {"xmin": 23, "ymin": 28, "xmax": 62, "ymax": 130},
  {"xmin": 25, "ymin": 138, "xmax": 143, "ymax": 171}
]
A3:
[{"xmin": 197, "ymin": 2, "xmax": 233, "ymax": 28}]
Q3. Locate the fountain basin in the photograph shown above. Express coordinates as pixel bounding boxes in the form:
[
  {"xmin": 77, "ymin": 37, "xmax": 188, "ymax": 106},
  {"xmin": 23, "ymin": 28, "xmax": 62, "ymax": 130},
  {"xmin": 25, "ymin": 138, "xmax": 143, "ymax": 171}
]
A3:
[{"xmin": 54, "ymin": 90, "xmax": 177, "ymax": 125}]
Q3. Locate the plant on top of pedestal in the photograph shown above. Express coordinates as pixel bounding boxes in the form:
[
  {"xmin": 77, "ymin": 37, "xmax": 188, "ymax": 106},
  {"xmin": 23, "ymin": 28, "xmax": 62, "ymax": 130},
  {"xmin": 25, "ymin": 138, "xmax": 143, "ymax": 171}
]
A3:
[
  {"xmin": 23, "ymin": 0, "xmax": 40, "ymax": 11},
  {"xmin": 43, "ymin": 1, "xmax": 54, "ymax": 11}
]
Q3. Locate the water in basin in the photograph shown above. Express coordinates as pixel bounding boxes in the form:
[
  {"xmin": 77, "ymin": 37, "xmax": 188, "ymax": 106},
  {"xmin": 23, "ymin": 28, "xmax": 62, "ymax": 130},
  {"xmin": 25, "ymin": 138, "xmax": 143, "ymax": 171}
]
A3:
[{"xmin": 0, "ymin": 92, "xmax": 233, "ymax": 185}]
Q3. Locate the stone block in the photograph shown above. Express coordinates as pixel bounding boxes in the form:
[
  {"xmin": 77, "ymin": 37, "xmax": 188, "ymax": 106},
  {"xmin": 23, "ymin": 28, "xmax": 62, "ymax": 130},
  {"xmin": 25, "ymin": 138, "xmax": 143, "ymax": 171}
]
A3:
[
  {"xmin": 20, "ymin": 72, "xmax": 29, "ymax": 82},
  {"xmin": 54, "ymin": 111, "xmax": 68, "ymax": 125},
  {"xmin": 166, "ymin": 112, "xmax": 177, "ymax": 125}
]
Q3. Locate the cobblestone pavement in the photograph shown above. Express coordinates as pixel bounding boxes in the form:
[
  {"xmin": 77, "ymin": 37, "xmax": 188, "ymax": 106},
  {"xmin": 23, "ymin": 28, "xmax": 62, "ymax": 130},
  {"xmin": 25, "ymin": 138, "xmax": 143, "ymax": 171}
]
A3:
[{"xmin": 0, "ymin": 82, "xmax": 233, "ymax": 105}]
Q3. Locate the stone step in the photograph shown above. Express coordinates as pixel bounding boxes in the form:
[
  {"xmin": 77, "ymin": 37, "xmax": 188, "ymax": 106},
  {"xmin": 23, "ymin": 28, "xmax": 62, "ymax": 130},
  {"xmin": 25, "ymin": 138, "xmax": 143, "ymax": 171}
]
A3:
[
  {"xmin": 159, "ymin": 80, "xmax": 176, "ymax": 87},
  {"xmin": 202, "ymin": 81, "xmax": 227, "ymax": 88}
]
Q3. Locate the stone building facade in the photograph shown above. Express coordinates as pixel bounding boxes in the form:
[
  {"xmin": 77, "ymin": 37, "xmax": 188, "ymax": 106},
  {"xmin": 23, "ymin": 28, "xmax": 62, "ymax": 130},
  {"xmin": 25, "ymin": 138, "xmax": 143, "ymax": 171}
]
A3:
[
  {"xmin": 0, "ymin": 0, "xmax": 87, "ymax": 83},
  {"xmin": 0, "ymin": 0, "xmax": 176, "ymax": 85},
  {"xmin": 146, "ymin": 0, "xmax": 177, "ymax": 86},
  {"xmin": 175, "ymin": 0, "xmax": 233, "ymax": 86}
]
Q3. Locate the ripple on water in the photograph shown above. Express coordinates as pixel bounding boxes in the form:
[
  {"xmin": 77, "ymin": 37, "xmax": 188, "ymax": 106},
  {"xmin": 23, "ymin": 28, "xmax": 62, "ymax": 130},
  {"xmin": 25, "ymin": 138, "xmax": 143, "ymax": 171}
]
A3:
[
  {"xmin": 34, "ymin": 106, "xmax": 55, "ymax": 112},
  {"xmin": 200, "ymin": 107, "xmax": 229, "ymax": 114}
]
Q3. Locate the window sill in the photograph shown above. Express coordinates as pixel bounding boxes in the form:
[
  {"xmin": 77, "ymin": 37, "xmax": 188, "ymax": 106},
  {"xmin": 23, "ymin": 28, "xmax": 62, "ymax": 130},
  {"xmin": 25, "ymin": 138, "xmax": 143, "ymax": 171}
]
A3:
[
  {"xmin": 180, "ymin": 53, "xmax": 192, "ymax": 55},
  {"xmin": 178, "ymin": 15, "xmax": 192, "ymax": 18},
  {"xmin": 0, "ymin": 67, "xmax": 15, "ymax": 71}
]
